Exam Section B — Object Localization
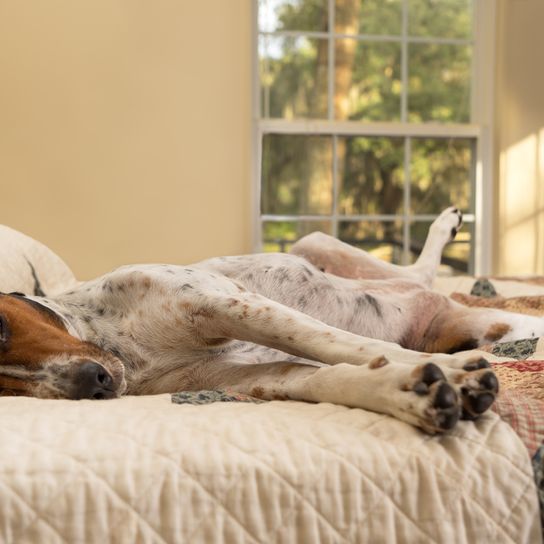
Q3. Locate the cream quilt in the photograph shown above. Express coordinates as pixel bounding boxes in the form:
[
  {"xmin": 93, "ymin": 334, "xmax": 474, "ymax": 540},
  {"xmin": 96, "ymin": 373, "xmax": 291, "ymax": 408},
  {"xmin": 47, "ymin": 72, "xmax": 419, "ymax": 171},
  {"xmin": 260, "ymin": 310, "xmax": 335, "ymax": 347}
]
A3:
[{"xmin": 0, "ymin": 395, "xmax": 540, "ymax": 544}]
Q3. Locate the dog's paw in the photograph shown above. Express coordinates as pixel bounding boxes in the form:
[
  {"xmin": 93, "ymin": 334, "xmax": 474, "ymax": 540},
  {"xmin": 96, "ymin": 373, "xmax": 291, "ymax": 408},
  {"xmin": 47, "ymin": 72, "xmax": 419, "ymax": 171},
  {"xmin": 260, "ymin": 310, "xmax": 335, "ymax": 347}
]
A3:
[
  {"xmin": 425, "ymin": 356, "xmax": 498, "ymax": 420},
  {"xmin": 401, "ymin": 363, "xmax": 460, "ymax": 433},
  {"xmin": 430, "ymin": 206, "xmax": 463, "ymax": 244},
  {"xmin": 455, "ymin": 366, "xmax": 499, "ymax": 420}
]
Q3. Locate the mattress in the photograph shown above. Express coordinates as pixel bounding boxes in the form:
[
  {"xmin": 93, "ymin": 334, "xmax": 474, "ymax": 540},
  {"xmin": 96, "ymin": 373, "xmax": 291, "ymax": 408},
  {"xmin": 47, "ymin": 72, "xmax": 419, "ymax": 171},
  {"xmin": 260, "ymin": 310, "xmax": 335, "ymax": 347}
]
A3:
[{"xmin": 0, "ymin": 394, "xmax": 540, "ymax": 544}]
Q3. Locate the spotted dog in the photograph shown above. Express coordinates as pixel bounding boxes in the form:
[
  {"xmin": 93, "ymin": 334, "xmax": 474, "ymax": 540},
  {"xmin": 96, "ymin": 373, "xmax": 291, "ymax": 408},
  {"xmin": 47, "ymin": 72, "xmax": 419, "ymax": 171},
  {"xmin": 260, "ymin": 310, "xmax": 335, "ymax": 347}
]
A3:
[{"xmin": 1, "ymin": 208, "xmax": 543, "ymax": 433}]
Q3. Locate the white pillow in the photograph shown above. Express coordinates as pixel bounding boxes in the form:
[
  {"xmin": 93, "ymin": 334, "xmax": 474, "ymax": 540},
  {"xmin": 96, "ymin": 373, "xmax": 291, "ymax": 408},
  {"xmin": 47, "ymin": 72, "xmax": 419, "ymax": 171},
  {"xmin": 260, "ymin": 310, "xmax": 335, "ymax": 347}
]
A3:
[{"xmin": 0, "ymin": 225, "xmax": 78, "ymax": 296}]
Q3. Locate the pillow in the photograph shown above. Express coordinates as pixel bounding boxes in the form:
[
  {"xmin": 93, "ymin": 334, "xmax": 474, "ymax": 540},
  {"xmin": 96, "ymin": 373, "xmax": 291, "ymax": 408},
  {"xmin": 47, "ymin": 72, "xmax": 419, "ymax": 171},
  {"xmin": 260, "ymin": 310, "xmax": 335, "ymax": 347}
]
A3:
[{"xmin": 0, "ymin": 225, "xmax": 78, "ymax": 296}]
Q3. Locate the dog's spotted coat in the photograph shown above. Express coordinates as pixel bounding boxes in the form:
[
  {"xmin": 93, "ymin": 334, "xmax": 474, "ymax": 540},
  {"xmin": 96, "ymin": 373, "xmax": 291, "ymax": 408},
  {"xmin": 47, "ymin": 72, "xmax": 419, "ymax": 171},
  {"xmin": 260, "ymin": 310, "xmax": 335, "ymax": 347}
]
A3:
[{"xmin": 1, "ymin": 208, "xmax": 544, "ymax": 434}]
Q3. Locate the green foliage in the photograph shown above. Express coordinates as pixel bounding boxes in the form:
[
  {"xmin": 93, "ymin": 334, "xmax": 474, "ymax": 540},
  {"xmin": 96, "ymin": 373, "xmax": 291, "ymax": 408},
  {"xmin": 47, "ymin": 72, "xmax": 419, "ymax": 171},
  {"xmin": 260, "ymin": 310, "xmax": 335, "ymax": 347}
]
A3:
[
  {"xmin": 408, "ymin": 44, "xmax": 470, "ymax": 123},
  {"xmin": 261, "ymin": 36, "xmax": 328, "ymax": 118},
  {"xmin": 262, "ymin": 135, "xmax": 332, "ymax": 215},
  {"xmin": 275, "ymin": 0, "xmax": 328, "ymax": 32},
  {"xmin": 408, "ymin": 0, "xmax": 472, "ymax": 39}
]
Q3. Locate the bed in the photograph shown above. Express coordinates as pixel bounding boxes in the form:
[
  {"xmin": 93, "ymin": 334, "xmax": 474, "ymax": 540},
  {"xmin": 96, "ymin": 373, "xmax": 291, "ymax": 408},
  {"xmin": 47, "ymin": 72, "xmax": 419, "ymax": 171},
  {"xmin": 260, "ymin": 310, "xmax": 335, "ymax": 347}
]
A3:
[{"xmin": 0, "ymin": 225, "xmax": 541, "ymax": 544}]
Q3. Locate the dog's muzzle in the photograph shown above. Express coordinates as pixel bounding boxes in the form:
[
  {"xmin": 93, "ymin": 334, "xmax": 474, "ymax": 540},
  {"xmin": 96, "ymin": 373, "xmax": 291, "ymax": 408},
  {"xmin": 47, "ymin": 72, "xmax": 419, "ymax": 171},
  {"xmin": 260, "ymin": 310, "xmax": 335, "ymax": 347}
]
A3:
[{"xmin": 72, "ymin": 361, "xmax": 118, "ymax": 400}]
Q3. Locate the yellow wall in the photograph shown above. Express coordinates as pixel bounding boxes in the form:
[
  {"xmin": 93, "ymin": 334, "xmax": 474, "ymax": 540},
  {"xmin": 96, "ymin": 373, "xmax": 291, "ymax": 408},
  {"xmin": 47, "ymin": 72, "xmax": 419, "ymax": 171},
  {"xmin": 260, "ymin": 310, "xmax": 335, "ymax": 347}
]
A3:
[
  {"xmin": 495, "ymin": 0, "xmax": 544, "ymax": 275},
  {"xmin": 0, "ymin": 1, "xmax": 252, "ymax": 279}
]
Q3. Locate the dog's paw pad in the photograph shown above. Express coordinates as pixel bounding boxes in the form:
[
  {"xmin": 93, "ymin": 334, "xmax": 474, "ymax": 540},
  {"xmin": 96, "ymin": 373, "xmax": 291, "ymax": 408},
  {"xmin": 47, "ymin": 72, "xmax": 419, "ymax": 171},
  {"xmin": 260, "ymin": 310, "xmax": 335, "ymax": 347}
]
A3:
[
  {"xmin": 463, "ymin": 357, "xmax": 490, "ymax": 371},
  {"xmin": 449, "ymin": 209, "xmax": 463, "ymax": 240},
  {"xmin": 458, "ymin": 369, "xmax": 499, "ymax": 419},
  {"xmin": 409, "ymin": 362, "xmax": 445, "ymax": 395},
  {"xmin": 404, "ymin": 364, "xmax": 460, "ymax": 432},
  {"xmin": 427, "ymin": 382, "xmax": 460, "ymax": 431}
]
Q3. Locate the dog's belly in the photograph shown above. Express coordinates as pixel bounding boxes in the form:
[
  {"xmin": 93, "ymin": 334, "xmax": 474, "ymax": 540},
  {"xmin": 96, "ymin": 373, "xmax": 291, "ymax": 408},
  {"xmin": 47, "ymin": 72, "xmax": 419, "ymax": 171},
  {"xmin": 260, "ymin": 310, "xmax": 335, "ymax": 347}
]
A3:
[{"xmin": 196, "ymin": 253, "xmax": 412, "ymax": 345}]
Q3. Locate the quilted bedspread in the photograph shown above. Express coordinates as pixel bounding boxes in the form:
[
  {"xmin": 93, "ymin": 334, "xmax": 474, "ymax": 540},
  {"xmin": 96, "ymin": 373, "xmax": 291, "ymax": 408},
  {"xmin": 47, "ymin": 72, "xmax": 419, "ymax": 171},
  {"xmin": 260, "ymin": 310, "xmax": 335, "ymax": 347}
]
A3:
[{"xmin": 0, "ymin": 395, "xmax": 540, "ymax": 544}]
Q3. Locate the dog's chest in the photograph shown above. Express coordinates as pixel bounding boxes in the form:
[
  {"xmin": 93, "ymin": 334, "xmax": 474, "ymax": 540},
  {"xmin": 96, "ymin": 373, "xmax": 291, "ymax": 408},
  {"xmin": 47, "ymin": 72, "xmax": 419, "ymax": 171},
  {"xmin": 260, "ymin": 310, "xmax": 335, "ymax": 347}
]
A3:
[{"xmin": 197, "ymin": 253, "xmax": 334, "ymax": 307}]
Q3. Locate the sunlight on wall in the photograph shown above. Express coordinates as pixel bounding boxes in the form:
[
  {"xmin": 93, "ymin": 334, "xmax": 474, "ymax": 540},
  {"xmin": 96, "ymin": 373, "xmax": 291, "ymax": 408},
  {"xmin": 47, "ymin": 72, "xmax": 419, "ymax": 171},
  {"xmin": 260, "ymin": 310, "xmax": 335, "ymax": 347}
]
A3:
[
  {"xmin": 498, "ymin": 131, "xmax": 544, "ymax": 275},
  {"xmin": 538, "ymin": 128, "xmax": 544, "ymax": 271}
]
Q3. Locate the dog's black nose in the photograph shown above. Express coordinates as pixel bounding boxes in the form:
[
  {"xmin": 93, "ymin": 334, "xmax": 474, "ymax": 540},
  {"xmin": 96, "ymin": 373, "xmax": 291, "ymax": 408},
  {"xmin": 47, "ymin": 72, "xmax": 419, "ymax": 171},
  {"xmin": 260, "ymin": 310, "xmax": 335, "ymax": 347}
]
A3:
[{"xmin": 72, "ymin": 361, "xmax": 116, "ymax": 400}]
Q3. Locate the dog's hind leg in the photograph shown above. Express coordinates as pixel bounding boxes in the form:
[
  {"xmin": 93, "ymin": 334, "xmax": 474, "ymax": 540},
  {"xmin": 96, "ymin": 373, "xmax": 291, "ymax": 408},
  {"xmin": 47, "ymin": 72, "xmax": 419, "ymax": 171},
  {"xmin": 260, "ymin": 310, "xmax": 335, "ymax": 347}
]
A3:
[
  {"xmin": 290, "ymin": 206, "xmax": 462, "ymax": 288},
  {"xmin": 409, "ymin": 207, "xmax": 463, "ymax": 286}
]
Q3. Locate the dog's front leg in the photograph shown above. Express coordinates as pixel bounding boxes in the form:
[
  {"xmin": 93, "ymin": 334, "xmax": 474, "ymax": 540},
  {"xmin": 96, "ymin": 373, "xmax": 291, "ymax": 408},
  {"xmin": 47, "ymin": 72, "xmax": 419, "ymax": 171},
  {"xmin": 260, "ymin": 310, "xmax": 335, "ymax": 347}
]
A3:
[
  {"xmin": 190, "ymin": 359, "xmax": 460, "ymax": 434},
  {"xmin": 194, "ymin": 292, "xmax": 498, "ymax": 423}
]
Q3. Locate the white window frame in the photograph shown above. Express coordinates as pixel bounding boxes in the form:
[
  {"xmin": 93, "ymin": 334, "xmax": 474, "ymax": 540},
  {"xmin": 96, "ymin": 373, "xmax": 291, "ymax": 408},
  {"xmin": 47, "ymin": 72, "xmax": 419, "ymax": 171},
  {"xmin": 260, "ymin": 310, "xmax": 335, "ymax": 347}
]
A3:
[{"xmin": 251, "ymin": 0, "xmax": 496, "ymax": 275}]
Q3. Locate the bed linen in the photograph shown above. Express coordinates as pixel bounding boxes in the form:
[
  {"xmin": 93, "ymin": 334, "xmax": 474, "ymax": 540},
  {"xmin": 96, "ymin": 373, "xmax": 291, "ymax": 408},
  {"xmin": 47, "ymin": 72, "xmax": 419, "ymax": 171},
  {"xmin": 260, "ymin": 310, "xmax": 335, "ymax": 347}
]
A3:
[{"xmin": 0, "ymin": 392, "xmax": 540, "ymax": 544}]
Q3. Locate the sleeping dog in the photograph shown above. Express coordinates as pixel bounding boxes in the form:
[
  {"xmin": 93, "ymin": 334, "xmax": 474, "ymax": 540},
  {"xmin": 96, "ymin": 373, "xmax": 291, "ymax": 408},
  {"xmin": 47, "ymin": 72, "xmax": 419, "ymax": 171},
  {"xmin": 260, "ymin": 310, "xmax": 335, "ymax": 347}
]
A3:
[{"xmin": 1, "ymin": 207, "xmax": 542, "ymax": 433}]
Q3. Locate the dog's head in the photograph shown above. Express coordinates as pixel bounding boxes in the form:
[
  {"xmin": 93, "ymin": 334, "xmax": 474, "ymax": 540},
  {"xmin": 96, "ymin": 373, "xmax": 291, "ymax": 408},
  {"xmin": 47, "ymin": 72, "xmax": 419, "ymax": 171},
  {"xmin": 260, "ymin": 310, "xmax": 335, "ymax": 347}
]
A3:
[{"xmin": 0, "ymin": 293, "xmax": 126, "ymax": 399}]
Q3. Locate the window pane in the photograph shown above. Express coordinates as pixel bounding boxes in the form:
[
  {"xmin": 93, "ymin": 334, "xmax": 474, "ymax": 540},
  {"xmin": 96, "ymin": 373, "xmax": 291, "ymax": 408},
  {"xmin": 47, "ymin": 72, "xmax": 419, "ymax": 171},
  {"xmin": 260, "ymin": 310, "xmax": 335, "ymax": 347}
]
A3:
[
  {"xmin": 411, "ymin": 221, "xmax": 473, "ymax": 274},
  {"xmin": 259, "ymin": 0, "xmax": 329, "ymax": 33},
  {"xmin": 408, "ymin": 0, "xmax": 472, "ymax": 40},
  {"xmin": 335, "ymin": 0, "xmax": 402, "ymax": 36},
  {"xmin": 337, "ymin": 136, "xmax": 404, "ymax": 215},
  {"xmin": 339, "ymin": 220, "xmax": 404, "ymax": 263},
  {"xmin": 410, "ymin": 138, "xmax": 475, "ymax": 214},
  {"xmin": 262, "ymin": 220, "xmax": 332, "ymax": 252},
  {"xmin": 408, "ymin": 43, "xmax": 471, "ymax": 123},
  {"xmin": 260, "ymin": 36, "xmax": 328, "ymax": 119},
  {"xmin": 335, "ymin": 39, "xmax": 401, "ymax": 121},
  {"xmin": 262, "ymin": 135, "xmax": 333, "ymax": 215}
]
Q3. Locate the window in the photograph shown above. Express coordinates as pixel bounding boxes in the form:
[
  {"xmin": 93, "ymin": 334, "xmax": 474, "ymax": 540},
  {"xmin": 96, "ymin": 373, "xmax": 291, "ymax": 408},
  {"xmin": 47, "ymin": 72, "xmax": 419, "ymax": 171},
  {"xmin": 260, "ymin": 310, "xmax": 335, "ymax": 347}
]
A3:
[{"xmin": 253, "ymin": 0, "xmax": 495, "ymax": 275}]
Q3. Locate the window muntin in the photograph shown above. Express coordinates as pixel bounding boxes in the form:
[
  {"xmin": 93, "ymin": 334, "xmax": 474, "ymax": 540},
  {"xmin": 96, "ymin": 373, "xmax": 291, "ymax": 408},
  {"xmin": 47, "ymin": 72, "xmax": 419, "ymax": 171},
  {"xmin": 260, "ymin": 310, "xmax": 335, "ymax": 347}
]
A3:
[{"xmin": 256, "ymin": 0, "xmax": 482, "ymax": 275}]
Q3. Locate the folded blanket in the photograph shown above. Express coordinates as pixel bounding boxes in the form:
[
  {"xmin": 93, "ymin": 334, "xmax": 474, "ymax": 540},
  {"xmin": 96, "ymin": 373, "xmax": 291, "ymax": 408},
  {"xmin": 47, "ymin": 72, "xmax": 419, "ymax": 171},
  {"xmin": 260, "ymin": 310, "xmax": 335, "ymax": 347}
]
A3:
[{"xmin": 451, "ymin": 292, "xmax": 544, "ymax": 316}]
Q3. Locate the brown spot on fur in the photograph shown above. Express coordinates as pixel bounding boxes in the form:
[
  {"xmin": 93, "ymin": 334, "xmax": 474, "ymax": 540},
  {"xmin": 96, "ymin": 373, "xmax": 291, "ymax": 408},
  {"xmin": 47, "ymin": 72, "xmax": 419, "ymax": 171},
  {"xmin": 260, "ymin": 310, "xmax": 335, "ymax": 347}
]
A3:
[
  {"xmin": 412, "ymin": 323, "xmax": 479, "ymax": 354},
  {"xmin": 453, "ymin": 373, "xmax": 467, "ymax": 384},
  {"xmin": 287, "ymin": 336, "xmax": 294, "ymax": 341},
  {"xmin": 272, "ymin": 394, "xmax": 288, "ymax": 401},
  {"xmin": 369, "ymin": 356, "xmax": 389, "ymax": 369},
  {"xmin": 192, "ymin": 307, "xmax": 214, "ymax": 320},
  {"xmin": 203, "ymin": 337, "xmax": 228, "ymax": 346},
  {"xmin": 484, "ymin": 323, "xmax": 512, "ymax": 342},
  {"xmin": 251, "ymin": 386, "xmax": 265, "ymax": 399},
  {"xmin": 358, "ymin": 347, "xmax": 365, "ymax": 352}
]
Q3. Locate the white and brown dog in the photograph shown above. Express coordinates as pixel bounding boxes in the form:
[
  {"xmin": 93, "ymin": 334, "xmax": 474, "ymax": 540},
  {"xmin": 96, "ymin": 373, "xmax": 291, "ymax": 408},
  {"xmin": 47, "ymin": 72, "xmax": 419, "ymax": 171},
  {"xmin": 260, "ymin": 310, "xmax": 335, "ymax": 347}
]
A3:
[{"xmin": 0, "ymin": 208, "xmax": 542, "ymax": 433}]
